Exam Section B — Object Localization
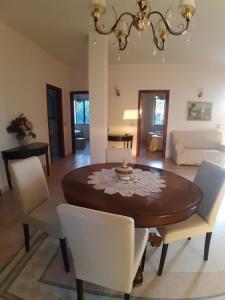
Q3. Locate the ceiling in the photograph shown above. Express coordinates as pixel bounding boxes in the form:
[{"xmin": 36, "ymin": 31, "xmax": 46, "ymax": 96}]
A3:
[{"xmin": 0, "ymin": 0, "xmax": 224, "ymax": 67}]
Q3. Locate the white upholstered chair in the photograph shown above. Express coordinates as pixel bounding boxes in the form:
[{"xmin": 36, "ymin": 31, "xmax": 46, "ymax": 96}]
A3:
[
  {"xmin": 157, "ymin": 160, "xmax": 225, "ymax": 275},
  {"xmin": 106, "ymin": 148, "xmax": 133, "ymax": 163},
  {"xmin": 57, "ymin": 204, "xmax": 149, "ymax": 300},
  {"xmin": 10, "ymin": 156, "xmax": 70, "ymax": 272}
]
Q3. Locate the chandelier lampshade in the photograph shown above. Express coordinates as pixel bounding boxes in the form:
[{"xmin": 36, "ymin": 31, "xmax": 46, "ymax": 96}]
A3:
[
  {"xmin": 179, "ymin": 0, "xmax": 196, "ymax": 20},
  {"xmin": 90, "ymin": 0, "xmax": 106, "ymax": 20}
]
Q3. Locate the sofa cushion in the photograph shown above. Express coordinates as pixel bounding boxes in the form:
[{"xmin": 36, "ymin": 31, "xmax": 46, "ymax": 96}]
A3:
[
  {"xmin": 180, "ymin": 149, "xmax": 225, "ymax": 166},
  {"xmin": 172, "ymin": 130, "xmax": 222, "ymax": 149}
]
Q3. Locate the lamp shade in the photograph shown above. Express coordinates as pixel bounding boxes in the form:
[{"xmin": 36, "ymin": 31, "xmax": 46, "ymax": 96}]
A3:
[
  {"xmin": 90, "ymin": 0, "xmax": 106, "ymax": 16},
  {"xmin": 91, "ymin": 0, "xmax": 106, "ymax": 7},
  {"xmin": 179, "ymin": 0, "xmax": 196, "ymax": 16}
]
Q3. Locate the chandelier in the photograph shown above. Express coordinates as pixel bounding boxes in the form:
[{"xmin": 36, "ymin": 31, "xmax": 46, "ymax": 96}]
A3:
[{"xmin": 90, "ymin": 0, "xmax": 196, "ymax": 51}]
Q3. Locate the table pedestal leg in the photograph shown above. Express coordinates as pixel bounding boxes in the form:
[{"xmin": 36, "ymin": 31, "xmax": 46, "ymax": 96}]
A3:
[
  {"xmin": 148, "ymin": 232, "xmax": 162, "ymax": 247},
  {"xmin": 133, "ymin": 233, "xmax": 162, "ymax": 287}
]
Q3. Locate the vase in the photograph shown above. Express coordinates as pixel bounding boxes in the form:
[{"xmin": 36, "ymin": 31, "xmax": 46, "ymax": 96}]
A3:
[{"xmin": 18, "ymin": 136, "xmax": 29, "ymax": 147}]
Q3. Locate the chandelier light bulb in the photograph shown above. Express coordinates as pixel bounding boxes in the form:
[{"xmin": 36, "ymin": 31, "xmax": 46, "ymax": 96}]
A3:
[{"xmin": 158, "ymin": 20, "xmax": 168, "ymax": 42}]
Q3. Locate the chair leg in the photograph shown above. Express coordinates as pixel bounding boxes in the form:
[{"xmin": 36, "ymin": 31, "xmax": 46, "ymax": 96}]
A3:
[
  {"xmin": 141, "ymin": 245, "xmax": 147, "ymax": 272},
  {"xmin": 59, "ymin": 238, "xmax": 70, "ymax": 272},
  {"xmin": 124, "ymin": 294, "xmax": 130, "ymax": 300},
  {"xmin": 204, "ymin": 232, "xmax": 212, "ymax": 261},
  {"xmin": 157, "ymin": 243, "xmax": 168, "ymax": 276},
  {"xmin": 23, "ymin": 224, "xmax": 30, "ymax": 251},
  {"xmin": 76, "ymin": 279, "xmax": 83, "ymax": 300}
]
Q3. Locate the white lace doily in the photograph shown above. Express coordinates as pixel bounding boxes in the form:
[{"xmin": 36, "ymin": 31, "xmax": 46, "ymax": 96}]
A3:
[{"xmin": 87, "ymin": 168, "xmax": 166, "ymax": 197}]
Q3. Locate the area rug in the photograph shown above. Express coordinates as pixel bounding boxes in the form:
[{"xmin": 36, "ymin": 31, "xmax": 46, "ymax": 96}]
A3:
[{"xmin": 1, "ymin": 221, "xmax": 225, "ymax": 300}]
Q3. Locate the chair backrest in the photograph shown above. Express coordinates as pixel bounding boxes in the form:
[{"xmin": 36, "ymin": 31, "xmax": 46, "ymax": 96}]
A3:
[
  {"xmin": 10, "ymin": 156, "xmax": 49, "ymax": 215},
  {"xmin": 105, "ymin": 148, "xmax": 133, "ymax": 163},
  {"xmin": 57, "ymin": 204, "xmax": 135, "ymax": 293},
  {"xmin": 194, "ymin": 160, "xmax": 225, "ymax": 227}
]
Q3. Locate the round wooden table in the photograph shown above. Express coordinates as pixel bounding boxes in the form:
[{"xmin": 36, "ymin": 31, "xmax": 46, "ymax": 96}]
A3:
[{"xmin": 62, "ymin": 163, "xmax": 202, "ymax": 228}]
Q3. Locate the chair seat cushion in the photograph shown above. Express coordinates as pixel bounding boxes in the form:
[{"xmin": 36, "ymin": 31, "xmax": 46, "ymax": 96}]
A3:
[
  {"xmin": 24, "ymin": 200, "xmax": 64, "ymax": 239},
  {"xmin": 132, "ymin": 228, "xmax": 149, "ymax": 279},
  {"xmin": 157, "ymin": 213, "xmax": 211, "ymax": 244}
]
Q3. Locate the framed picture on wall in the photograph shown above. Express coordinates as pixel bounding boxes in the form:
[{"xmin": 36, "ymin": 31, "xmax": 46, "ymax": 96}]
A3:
[{"xmin": 187, "ymin": 101, "xmax": 212, "ymax": 121}]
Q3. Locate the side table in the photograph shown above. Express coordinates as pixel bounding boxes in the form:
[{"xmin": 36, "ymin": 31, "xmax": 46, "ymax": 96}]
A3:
[{"xmin": 108, "ymin": 134, "xmax": 133, "ymax": 149}]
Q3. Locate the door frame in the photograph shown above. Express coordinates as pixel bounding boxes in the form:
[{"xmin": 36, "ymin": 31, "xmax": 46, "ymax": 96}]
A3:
[
  {"xmin": 136, "ymin": 90, "xmax": 170, "ymax": 158},
  {"xmin": 46, "ymin": 84, "xmax": 65, "ymax": 161},
  {"xmin": 70, "ymin": 90, "xmax": 89, "ymax": 154}
]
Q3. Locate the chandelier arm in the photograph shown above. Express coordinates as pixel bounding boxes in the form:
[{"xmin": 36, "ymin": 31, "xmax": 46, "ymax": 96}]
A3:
[
  {"xmin": 150, "ymin": 22, "xmax": 164, "ymax": 51},
  {"xmin": 147, "ymin": 11, "xmax": 190, "ymax": 35},
  {"xmin": 118, "ymin": 21, "xmax": 134, "ymax": 51},
  {"xmin": 94, "ymin": 12, "xmax": 135, "ymax": 36}
]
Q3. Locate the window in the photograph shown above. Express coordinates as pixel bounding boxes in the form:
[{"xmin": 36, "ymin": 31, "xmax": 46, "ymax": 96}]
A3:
[
  {"xmin": 74, "ymin": 100, "xmax": 90, "ymax": 125},
  {"xmin": 154, "ymin": 99, "xmax": 165, "ymax": 125}
]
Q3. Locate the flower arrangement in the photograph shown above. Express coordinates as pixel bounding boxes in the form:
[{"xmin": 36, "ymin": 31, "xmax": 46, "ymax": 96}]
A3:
[{"xmin": 7, "ymin": 113, "xmax": 36, "ymax": 141}]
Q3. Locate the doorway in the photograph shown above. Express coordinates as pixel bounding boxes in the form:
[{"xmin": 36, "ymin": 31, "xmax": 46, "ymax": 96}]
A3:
[
  {"xmin": 137, "ymin": 90, "xmax": 169, "ymax": 158},
  {"xmin": 46, "ymin": 84, "xmax": 65, "ymax": 162},
  {"xmin": 70, "ymin": 91, "xmax": 90, "ymax": 155}
]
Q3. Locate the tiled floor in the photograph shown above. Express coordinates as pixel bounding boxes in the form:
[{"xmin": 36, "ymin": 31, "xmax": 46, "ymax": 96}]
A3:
[{"xmin": 0, "ymin": 150, "xmax": 197, "ymax": 269}]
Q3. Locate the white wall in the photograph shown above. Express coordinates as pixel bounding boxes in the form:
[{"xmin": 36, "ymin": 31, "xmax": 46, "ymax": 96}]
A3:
[
  {"xmin": 71, "ymin": 66, "xmax": 88, "ymax": 91},
  {"xmin": 0, "ymin": 21, "xmax": 72, "ymax": 191},
  {"xmin": 108, "ymin": 63, "xmax": 225, "ymax": 157}
]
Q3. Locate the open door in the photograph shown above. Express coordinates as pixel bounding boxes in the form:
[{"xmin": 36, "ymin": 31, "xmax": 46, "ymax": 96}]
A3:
[
  {"xmin": 137, "ymin": 90, "xmax": 169, "ymax": 158},
  {"xmin": 46, "ymin": 84, "xmax": 65, "ymax": 162},
  {"xmin": 70, "ymin": 91, "xmax": 90, "ymax": 155}
]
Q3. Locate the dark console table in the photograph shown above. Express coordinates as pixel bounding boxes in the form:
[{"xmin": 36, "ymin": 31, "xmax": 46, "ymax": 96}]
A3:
[
  {"xmin": 108, "ymin": 134, "xmax": 133, "ymax": 149},
  {"xmin": 2, "ymin": 142, "xmax": 49, "ymax": 189}
]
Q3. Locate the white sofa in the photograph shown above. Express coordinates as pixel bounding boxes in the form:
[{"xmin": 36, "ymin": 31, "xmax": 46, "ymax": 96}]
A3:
[{"xmin": 171, "ymin": 130, "xmax": 225, "ymax": 165}]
